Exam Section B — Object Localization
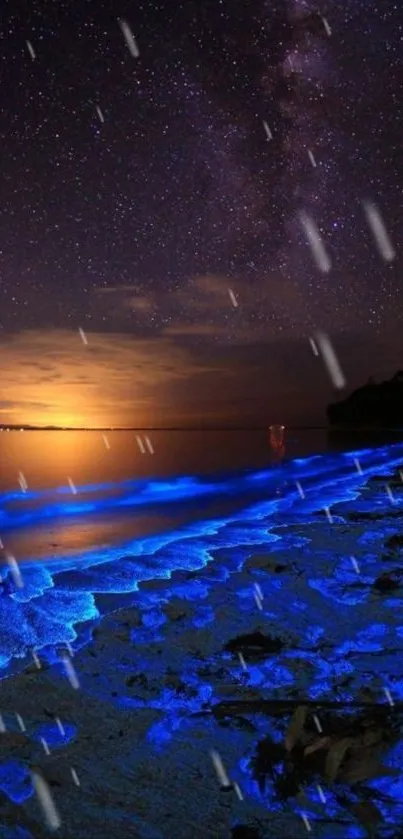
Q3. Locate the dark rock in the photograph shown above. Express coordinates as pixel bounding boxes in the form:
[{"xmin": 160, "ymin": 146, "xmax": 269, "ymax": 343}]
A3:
[
  {"xmin": 164, "ymin": 601, "xmax": 189, "ymax": 622},
  {"xmin": 0, "ymin": 732, "xmax": 30, "ymax": 750},
  {"xmin": 249, "ymin": 736, "xmax": 287, "ymax": 794},
  {"xmin": 385, "ymin": 534, "xmax": 403, "ymax": 552},
  {"xmin": 125, "ymin": 673, "xmax": 148, "ymax": 689},
  {"xmin": 231, "ymin": 826, "xmax": 261, "ymax": 839},
  {"xmin": 327, "ymin": 370, "xmax": 403, "ymax": 428},
  {"xmin": 225, "ymin": 631, "xmax": 284, "ymax": 659},
  {"xmin": 373, "ymin": 570, "xmax": 403, "ymax": 592}
]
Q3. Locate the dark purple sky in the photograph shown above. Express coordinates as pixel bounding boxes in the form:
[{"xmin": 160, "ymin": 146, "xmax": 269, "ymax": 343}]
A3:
[{"xmin": 1, "ymin": 0, "xmax": 403, "ymax": 427}]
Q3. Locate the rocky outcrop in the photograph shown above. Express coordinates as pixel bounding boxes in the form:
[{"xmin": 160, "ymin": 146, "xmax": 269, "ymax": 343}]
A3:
[{"xmin": 327, "ymin": 371, "xmax": 403, "ymax": 428}]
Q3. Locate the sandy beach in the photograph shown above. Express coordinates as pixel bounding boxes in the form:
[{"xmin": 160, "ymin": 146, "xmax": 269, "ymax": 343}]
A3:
[{"xmin": 1, "ymin": 450, "xmax": 403, "ymax": 838}]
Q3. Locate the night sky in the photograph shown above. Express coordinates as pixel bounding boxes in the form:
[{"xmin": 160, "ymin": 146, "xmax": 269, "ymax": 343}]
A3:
[{"xmin": 1, "ymin": 0, "xmax": 403, "ymax": 428}]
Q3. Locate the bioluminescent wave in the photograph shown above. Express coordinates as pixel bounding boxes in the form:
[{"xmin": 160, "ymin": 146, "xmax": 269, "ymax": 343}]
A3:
[
  {"xmin": 0, "ymin": 443, "xmax": 401, "ymax": 533},
  {"xmin": 2, "ymin": 444, "xmax": 403, "ymax": 834},
  {"xmin": 0, "ymin": 444, "xmax": 403, "ymax": 676}
]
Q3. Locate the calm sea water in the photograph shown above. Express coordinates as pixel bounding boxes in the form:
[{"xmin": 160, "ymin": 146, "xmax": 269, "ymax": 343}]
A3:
[
  {"xmin": 0, "ymin": 427, "xmax": 401, "ymax": 563},
  {"xmin": 0, "ymin": 428, "xmax": 328, "ymax": 491},
  {"xmin": 0, "ymin": 428, "xmax": 324, "ymax": 561}
]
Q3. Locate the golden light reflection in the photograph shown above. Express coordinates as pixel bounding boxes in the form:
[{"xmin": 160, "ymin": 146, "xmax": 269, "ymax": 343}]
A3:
[{"xmin": 0, "ymin": 329, "xmax": 204, "ymax": 428}]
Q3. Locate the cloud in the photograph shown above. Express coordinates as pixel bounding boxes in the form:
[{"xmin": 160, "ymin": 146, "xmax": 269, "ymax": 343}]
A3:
[
  {"xmin": 0, "ymin": 329, "xmax": 232, "ymax": 427},
  {"xmin": 92, "ymin": 272, "xmax": 319, "ymax": 347},
  {"xmin": 163, "ymin": 323, "xmax": 227, "ymax": 338},
  {"xmin": 1, "ymin": 322, "xmax": 402, "ymax": 428}
]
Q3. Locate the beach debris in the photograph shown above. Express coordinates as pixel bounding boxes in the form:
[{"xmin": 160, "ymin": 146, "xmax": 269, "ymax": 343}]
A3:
[
  {"xmin": 67, "ymin": 477, "xmax": 77, "ymax": 494},
  {"xmin": 118, "ymin": 18, "xmax": 140, "ymax": 58},
  {"xmin": 304, "ymin": 737, "xmax": 331, "ymax": 757},
  {"xmin": 60, "ymin": 651, "xmax": 80, "ymax": 689},
  {"xmin": 325, "ymin": 737, "xmax": 355, "ymax": 781},
  {"xmin": 309, "ymin": 337, "xmax": 319, "ymax": 356},
  {"xmin": 362, "ymin": 200, "xmax": 395, "ymax": 262},
  {"xmin": 231, "ymin": 824, "xmax": 262, "ymax": 839},
  {"xmin": 225, "ymin": 631, "xmax": 284, "ymax": 659},
  {"xmin": 96, "ymin": 105, "xmax": 105, "ymax": 123},
  {"xmin": 373, "ymin": 569, "xmax": 402, "ymax": 592},
  {"xmin": 18, "ymin": 471, "xmax": 28, "ymax": 492},
  {"xmin": 285, "ymin": 706, "xmax": 308, "ymax": 753},
  {"xmin": 248, "ymin": 702, "xmax": 398, "ymax": 819},
  {"xmin": 78, "ymin": 327, "xmax": 88, "ymax": 345},
  {"xmin": 383, "ymin": 687, "xmax": 394, "ymax": 707},
  {"xmin": 315, "ymin": 331, "xmax": 346, "ymax": 389},
  {"xmin": 31, "ymin": 770, "xmax": 61, "ymax": 831},
  {"xmin": 350, "ymin": 802, "xmax": 383, "ymax": 834},
  {"xmin": 296, "ymin": 480, "xmax": 305, "ymax": 498},
  {"xmin": 6, "ymin": 553, "xmax": 24, "ymax": 588},
  {"xmin": 102, "ymin": 434, "xmax": 110, "ymax": 449},
  {"xmin": 228, "ymin": 288, "xmax": 239, "ymax": 308},
  {"xmin": 350, "ymin": 556, "xmax": 360, "ymax": 574},
  {"xmin": 299, "ymin": 211, "xmax": 331, "ymax": 273},
  {"xmin": 210, "ymin": 749, "xmax": 231, "ymax": 787},
  {"xmin": 16, "ymin": 713, "xmax": 26, "ymax": 732},
  {"xmin": 26, "ymin": 40, "xmax": 36, "ymax": 60},
  {"xmin": 353, "ymin": 458, "xmax": 362, "ymax": 475},
  {"xmin": 71, "ymin": 767, "xmax": 80, "ymax": 786}
]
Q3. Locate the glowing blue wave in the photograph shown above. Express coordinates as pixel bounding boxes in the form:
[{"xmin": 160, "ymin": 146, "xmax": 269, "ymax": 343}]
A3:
[
  {"xmin": 0, "ymin": 442, "xmax": 401, "ymax": 534},
  {"xmin": 0, "ymin": 443, "xmax": 402, "ymax": 673},
  {"xmin": 2, "ymin": 443, "xmax": 403, "ymax": 831}
]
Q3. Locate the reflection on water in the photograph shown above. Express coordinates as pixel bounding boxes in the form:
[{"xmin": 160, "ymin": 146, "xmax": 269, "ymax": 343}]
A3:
[
  {"xmin": 268, "ymin": 424, "xmax": 286, "ymax": 464},
  {"xmin": 0, "ymin": 427, "xmax": 383, "ymax": 564},
  {"xmin": 0, "ymin": 428, "xmax": 327, "ymax": 563},
  {"xmin": 2, "ymin": 441, "xmax": 403, "ymax": 672},
  {"xmin": 0, "ymin": 428, "xmax": 329, "ymax": 493}
]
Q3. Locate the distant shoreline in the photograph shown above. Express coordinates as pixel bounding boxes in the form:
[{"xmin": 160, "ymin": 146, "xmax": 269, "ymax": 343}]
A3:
[
  {"xmin": 0, "ymin": 425, "xmax": 327, "ymax": 432},
  {"xmin": 1, "ymin": 425, "xmax": 403, "ymax": 433}
]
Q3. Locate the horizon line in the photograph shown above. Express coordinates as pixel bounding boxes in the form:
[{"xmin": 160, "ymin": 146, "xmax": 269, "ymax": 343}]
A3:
[
  {"xmin": 0, "ymin": 424, "xmax": 401, "ymax": 433},
  {"xmin": 0, "ymin": 424, "xmax": 327, "ymax": 431}
]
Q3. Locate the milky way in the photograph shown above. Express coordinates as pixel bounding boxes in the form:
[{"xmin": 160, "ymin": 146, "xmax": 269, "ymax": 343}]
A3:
[{"xmin": 1, "ymin": 1, "xmax": 403, "ymax": 424}]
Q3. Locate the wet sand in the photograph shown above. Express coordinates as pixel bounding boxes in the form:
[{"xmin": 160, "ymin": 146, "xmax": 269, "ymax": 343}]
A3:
[{"xmin": 1, "ymin": 458, "xmax": 403, "ymax": 837}]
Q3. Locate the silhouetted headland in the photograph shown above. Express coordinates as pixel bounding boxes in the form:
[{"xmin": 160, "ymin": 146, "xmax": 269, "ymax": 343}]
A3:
[{"xmin": 327, "ymin": 371, "xmax": 403, "ymax": 433}]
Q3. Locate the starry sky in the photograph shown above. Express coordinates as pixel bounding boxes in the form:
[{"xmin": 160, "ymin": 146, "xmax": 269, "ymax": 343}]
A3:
[{"xmin": 1, "ymin": 0, "xmax": 403, "ymax": 428}]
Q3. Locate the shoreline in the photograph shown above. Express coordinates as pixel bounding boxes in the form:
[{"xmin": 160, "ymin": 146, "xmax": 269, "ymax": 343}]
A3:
[{"xmin": 1, "ymin": 458, "xmax": 403, "ymax": 836}]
